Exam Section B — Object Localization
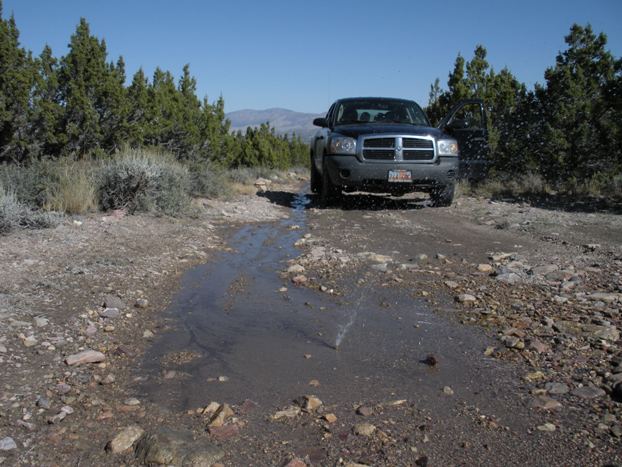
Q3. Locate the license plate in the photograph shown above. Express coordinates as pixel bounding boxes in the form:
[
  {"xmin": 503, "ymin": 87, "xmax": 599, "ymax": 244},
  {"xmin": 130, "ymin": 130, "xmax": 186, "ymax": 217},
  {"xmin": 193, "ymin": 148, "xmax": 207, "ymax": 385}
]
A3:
[{"xmin": 388, "ymin": 169, "xmax": 412, "ymax": 183}]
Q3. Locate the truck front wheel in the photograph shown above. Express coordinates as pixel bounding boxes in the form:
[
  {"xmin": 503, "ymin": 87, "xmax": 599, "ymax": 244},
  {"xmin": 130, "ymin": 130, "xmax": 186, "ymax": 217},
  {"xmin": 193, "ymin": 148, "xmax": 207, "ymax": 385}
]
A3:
[
  {"xmin": 310, "ymin": 153, "xmax": 321, "ymax": 194},
  {"xmin": 430, "ymin": 184, "xmax": 455, "ymax": 207},
  {"xmin": 320, "ymin": 161, "xmax": 341, "ymax": 207}
]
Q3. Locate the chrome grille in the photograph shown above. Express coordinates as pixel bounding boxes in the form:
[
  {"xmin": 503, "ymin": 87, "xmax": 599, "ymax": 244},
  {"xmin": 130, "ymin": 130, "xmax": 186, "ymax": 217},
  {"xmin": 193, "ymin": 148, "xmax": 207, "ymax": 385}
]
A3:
[
  {"xmin": 404, "ymin": 150, "xmax": 435, "ymax": 161},
  {"xmin": 363, "ymin": 138, "xmax": 395, "ymax": 148},
  {"xmin": 360, "ymin": 135, "xmax": 436, "ymax": 162},
  {"xmin": 363, "ymin": 149, "xmax": 394, "ymax": 160},
  {"xmin": 403, "ymin": 138, "xmax": 433, "ymax": 149}
]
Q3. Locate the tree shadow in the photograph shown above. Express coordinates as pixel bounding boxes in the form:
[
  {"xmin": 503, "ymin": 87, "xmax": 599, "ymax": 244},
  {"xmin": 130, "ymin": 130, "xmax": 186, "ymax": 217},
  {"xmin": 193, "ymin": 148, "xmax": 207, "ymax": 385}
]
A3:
[{"xmin": 257, "ymin": 189, "xmax": 428, "ymax": 211}]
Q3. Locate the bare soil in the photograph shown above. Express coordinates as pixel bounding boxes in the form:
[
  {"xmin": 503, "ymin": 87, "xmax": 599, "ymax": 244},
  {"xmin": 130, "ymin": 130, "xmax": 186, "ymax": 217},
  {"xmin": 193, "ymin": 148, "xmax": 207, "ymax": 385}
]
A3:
[{"xmin": 1, "ymin": 184, "xmax": 621, "ymax": 466}]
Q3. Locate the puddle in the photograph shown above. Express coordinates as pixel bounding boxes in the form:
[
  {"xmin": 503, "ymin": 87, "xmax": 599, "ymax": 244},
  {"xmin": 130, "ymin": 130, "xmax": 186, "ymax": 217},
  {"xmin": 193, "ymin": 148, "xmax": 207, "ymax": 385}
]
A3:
[{"xmin": 138, "ymin": 189, "xmax": 527, "ymax": 427}]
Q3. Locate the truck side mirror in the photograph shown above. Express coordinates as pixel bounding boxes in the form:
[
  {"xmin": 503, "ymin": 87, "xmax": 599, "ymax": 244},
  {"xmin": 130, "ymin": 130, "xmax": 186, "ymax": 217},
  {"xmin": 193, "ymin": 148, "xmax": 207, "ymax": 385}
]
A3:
[{"xmin": 313, "ymin": 117, "xmax": 328, "ymax": 128}]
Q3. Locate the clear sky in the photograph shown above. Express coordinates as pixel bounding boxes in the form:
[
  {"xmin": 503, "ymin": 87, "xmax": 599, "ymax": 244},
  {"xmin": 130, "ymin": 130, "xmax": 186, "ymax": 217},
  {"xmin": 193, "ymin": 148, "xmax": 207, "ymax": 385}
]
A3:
[{"xmin": 3, "ymin": 0, "xmax": 621, "ymax": 113}]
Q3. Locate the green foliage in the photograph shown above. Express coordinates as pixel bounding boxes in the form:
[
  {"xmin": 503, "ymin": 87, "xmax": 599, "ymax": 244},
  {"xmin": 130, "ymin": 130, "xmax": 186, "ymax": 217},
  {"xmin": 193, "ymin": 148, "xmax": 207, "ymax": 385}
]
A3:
[
  {"xmin": 0, "ymin": 10, "xmax": 304, "ymax": 171},
  {"xmin": 426, "ymin": 24, "xmax": 621, "ymax": 190}
]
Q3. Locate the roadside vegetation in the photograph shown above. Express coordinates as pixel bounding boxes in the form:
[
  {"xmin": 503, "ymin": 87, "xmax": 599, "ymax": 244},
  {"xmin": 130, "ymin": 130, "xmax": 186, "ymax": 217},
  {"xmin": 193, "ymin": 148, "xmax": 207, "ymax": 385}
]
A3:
[
  {"xmin": 0, "ymin": 4, "xmax": 307, "ymax": 233},
  {"xmin": 1, "ymin": 1, "xmax": 620, "ymax": 235},
  {"xmin": 427, "ymin": 24, "xmax": 621, "ymax": 202}
]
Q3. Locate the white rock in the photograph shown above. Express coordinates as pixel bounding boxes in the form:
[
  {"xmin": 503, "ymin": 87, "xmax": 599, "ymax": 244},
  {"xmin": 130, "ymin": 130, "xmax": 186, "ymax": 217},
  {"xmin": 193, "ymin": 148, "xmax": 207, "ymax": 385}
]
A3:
[
  {"xmin": 0, "ymin": 437, "xmax": 17, "ymax": 451},
  {"xmin": 106, "ymin": 426, "xmax": 145, "ymax": 454},
  {"xmin": 65, "ymin": 350, "xmax": 106, "ymax": 366}
]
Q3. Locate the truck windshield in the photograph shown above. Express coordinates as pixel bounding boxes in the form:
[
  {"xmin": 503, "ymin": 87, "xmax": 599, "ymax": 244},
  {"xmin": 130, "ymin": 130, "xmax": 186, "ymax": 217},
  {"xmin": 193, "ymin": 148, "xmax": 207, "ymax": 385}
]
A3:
[{"xmin": 335, "ymin": 99, "xmax": 429, "ymax": 126}]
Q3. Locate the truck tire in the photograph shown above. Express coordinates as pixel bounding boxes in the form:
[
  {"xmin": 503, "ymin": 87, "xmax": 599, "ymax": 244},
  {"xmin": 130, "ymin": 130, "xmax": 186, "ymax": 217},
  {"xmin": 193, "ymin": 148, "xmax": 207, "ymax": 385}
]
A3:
[
  {"xmin": 320, "ymin": 160, "xmax": 341, "ymax": 207},
  {"xmin": 310, "ymin": 153, "xmax": 321, "ymax": 194},
  {"xmin": 430, "ymin": 184, "xmax": 455, "ymax": 207}
]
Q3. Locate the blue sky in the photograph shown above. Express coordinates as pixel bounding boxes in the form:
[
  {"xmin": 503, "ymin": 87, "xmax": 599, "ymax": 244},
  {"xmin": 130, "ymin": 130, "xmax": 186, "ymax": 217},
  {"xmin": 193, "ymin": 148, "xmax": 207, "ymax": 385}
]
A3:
[{"xmin": 3, "ymin": 0, "xmax": 621, "ymax": 113}]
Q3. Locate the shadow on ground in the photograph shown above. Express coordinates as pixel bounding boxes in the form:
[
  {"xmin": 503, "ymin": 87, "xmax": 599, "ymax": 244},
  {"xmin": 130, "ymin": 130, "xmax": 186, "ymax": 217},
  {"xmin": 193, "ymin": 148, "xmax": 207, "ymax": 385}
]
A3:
[
  {"xmin": 488, "ymin": 193, "xmax": 622, "ymax": 215},
  {"xmin": 258, "ymin": 189, "xmax": 429, "ymax": 211}
]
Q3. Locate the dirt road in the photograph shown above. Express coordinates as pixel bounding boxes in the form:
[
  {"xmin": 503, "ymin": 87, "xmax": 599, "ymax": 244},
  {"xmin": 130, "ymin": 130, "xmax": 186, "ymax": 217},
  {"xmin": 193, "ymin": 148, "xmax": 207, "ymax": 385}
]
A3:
[{"xmin": 1, "ymin": 182, "xmax": 621, "ymax": 466}]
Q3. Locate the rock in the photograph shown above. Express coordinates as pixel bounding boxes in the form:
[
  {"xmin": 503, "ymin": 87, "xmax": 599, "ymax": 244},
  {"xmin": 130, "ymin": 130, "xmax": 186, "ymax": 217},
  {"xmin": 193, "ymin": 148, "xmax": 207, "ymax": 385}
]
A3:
[
  {"xmin": 303, "ymin": 395, "xmax": 322, "ymax": 411},
  {"xmin": 36, "ymin": 395, "xmax": 51, "ymax": 409},
  {"xmin": 65, "ymin": 350, "xmax": 105, "ymax": 366},
  {"xmin": 530, "ymin": 396, "xmax": 562, "ymax": 411},
  {"xmin": 353, "ymin": 423, "xmax": 376, "ymax": 437},
  {"xmin": 136, "ymin": 428, "xmax": 224, "ymax": 466},
  {"xmin": 490, "ymin": 252, "xmax": 514, "ymax": 262},
  {"xmin": 143, "ymin": 330, "xmax": 155, "ymax": 339},
  {"xmin": 254, "ymin": 178, "xmax": 272, "ymax": 191},
  {"xmin": 287, "ymin": 264, "xmax": 305, "ymax": 274},
  {"xmin": 323, "ymin": 413, "xmax": 337, "ymax": 424},
  {"xmin": 456, "ymin": 294, "xmax": 477, "ymax": 304},
  {"xmin": 0, "ymin": 437, "xmax": 17, "ymax": 451},
  {"xmin": 107, "ymin": 426, "xmax": 145, "ymax": 454},
  {"xmin": 34, "ymin": 316, "xmax": 49, "ymax": 327},
  {"xmin": 529, "ymin": 339, "xmax": 550, "ymax": 354},
  {"xmin": 477, "ymin": 264, "xmax": 493, "ymax": 273},
  {"xmin": 284, "ymin": 459, "xmax": 307, "ymax": 467},
  {"xmin": 47, "ymin": 406, "xmax": 73, "ymax": 424},
  {"xmin": 444, "ymin": 280, "xmax": 459, "ymax": 289},
  {"xmin": 292, "ymin": 275, "xmax": 307, "ymax": 285},
  {"xmin": 99, "ymin": 308, "xmax": 120, "ymax": 319},
  {"xmin": 85, "ymin": 324, "xmax": 97, "ymax": 336},
  {"xmin": 583, "ymin": 324, "xmax": 619, "ymax": 342},
  {"xmin": 588, "ymin": 292, "xmax": 620, "ymax": 303},
  {"xmin": 421, "ymin": 354, "xmax": 438, "ymax": 366},
  {"xmin": 483, "ymin": 346, "xmax": 495, "ymax": 356},
  {"xmin": 496, "ymin": 272, "xmax": 522, "ymax": 284},
  {"xmin": 0, "ymin": 343, "xmax": 7, "ymax": 353},
  {"xmin": 356, "ymin": 406, "xmax": 373, "ymax": 416},
  {"xmin": 501, "ymin": 335, "xmax": 524, "ymax": 349},
  {"xmin": 545, "ymin": 382, "xmax": 570, "ymax": 395},
  {"xmin": 124, "ymin": 398, "xmax": 141, "ymax": 406},
  {"xmin": 135, "ymin": 298, "xmax": 149, "ymax": 308},
  {"xmin": 443, "ymin": 386, "xmax": 454, "ymax": 396},
  {"xmin": 103, "ymin": 294, "xmax": 126, "ymax": 310},
  {"xmin": 537, "ymin": 423, "xmax": 556, "ymax": 432},
  {"xmin": 571, "ymin": 386, "xmax": 606, "ymax": 399},
  {"xmin": 56, "ymin": 383, "xmax": 71, "ymax": 394},
  {"xmin": 217, "ymin": 376, "xmax": 229, "ymax": 382},
  {"xmin": 23, "ymin": 336, "xmax": 37, "ymax": 347},
  {"xmin": 272, "ymin": 406, "xmax": 301, "ymax": 420},
  {"xmin": 416, "ymin": 254, "xmax": 428, "ymax": 263},
  {"xmin": 524, "ymin": 371, "xmax": 545, "ymax": 382},
  {"xmin": 208, "ymin": 423, "xmax": 240, "ymax": 441},
  {"xmin": 101, "ymin": 374, "xmax": 116, "ymax": 385},
  {"xmin": 208, "ymin": 404, "xmax": 234, "ymax": 427},
  {"xmin": 533, "ymin": 264, "xmax": 559, "ymax": 276}
]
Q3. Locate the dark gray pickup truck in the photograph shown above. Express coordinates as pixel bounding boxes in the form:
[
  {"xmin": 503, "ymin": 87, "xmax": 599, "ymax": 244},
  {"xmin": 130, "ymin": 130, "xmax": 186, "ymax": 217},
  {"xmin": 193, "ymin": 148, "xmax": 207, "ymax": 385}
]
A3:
[{"xmin": 310, "ymin": 97, "xmax": 489, "ymax": 206}]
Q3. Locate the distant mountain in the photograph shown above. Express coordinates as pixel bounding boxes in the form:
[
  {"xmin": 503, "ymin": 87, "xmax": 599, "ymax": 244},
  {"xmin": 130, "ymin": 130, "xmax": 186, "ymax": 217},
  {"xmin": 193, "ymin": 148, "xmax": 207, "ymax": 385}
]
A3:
[{"xmin": 226, "ymin": 108, "xmax": 323, "ymax": 141}]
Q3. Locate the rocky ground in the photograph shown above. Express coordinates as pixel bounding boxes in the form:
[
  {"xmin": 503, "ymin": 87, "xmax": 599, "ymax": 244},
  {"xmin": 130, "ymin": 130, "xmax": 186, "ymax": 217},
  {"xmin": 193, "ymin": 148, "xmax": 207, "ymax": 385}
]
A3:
[{"xmin": 0, "ymin": 182, "xmax": 621, "ymax": 466}]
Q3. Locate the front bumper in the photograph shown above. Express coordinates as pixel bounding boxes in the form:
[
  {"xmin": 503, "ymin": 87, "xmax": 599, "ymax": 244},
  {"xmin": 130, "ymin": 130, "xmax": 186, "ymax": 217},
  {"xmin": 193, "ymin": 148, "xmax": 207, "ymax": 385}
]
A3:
[{"xmin": 324, "ymin": 155, "xmax": 458, "ymax": 193}]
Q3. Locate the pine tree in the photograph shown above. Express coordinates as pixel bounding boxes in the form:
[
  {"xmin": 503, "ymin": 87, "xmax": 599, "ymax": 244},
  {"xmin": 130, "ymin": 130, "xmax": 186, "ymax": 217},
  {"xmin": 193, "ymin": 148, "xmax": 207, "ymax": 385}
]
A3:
[
  {"xmin": 58, "ymin": 18, "xmax": 107, "ymax": 156},
  {"xmin": 30, "ymin": 45, "xmax": 65, "ymax": 156},
  {"xmin": 0, "ymin": 6, "xmax": 36, "ymax": 162},
  {"xmin": 539, "ymin": 24, "xmax": 619, "ymax": 182},
  {"xmin": 126, "ymin": 68, "xmax": 151, "ymax": 146}
]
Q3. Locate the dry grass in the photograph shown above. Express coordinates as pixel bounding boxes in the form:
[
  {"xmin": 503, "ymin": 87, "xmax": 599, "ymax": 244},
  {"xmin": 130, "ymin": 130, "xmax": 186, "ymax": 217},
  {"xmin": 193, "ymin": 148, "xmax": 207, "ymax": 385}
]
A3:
[{"xmin": 44, "ymin": 163, "xmax": 98, "ymax": 214}]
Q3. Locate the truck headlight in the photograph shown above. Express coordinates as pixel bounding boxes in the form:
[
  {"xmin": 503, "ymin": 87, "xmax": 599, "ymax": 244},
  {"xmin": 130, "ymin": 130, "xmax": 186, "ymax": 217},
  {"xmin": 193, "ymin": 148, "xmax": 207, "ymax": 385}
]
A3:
[
  {"xmin": 437, "ymin": 139, "xmax": 459, "ymax": 156},
  {"xmin": 329, "ymin": 136, "xmax": 357, "ymax": 155}
]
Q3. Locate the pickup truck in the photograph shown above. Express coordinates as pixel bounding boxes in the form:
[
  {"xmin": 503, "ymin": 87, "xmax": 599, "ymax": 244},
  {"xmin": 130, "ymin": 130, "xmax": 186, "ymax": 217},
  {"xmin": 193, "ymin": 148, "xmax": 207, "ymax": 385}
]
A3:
[{"xmin": 310, "ymin": 97, "xmax": 489, "ymax": 206}]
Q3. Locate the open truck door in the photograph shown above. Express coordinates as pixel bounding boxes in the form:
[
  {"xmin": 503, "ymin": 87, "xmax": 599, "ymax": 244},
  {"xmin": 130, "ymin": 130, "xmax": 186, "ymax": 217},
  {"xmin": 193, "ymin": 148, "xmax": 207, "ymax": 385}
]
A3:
[{"xmin": 438, "ymin": 99, "xmax": 490, "ymax": 182}]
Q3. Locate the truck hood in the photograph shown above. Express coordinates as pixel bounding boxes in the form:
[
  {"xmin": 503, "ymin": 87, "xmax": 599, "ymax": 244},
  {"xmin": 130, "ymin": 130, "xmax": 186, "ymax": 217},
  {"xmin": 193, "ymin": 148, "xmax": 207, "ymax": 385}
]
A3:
[{"xmin": 333, "ymin": 123, "xmax": 445, "ymax": 139}]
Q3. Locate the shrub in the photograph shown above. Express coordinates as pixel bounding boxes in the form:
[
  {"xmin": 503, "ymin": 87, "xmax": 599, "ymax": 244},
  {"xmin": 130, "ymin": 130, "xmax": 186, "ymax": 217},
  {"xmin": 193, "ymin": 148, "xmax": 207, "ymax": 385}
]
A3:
[
  {"xmin": 97, "ymin": 149, "xmax": 191, "ymax": 216},
  {"xmin": 187, "ymin": 161, "xmax": 232, "ymax": 199},
  {"xmin": 0, "ymin": 185, "xmax": 61, "ymax": 234}
]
